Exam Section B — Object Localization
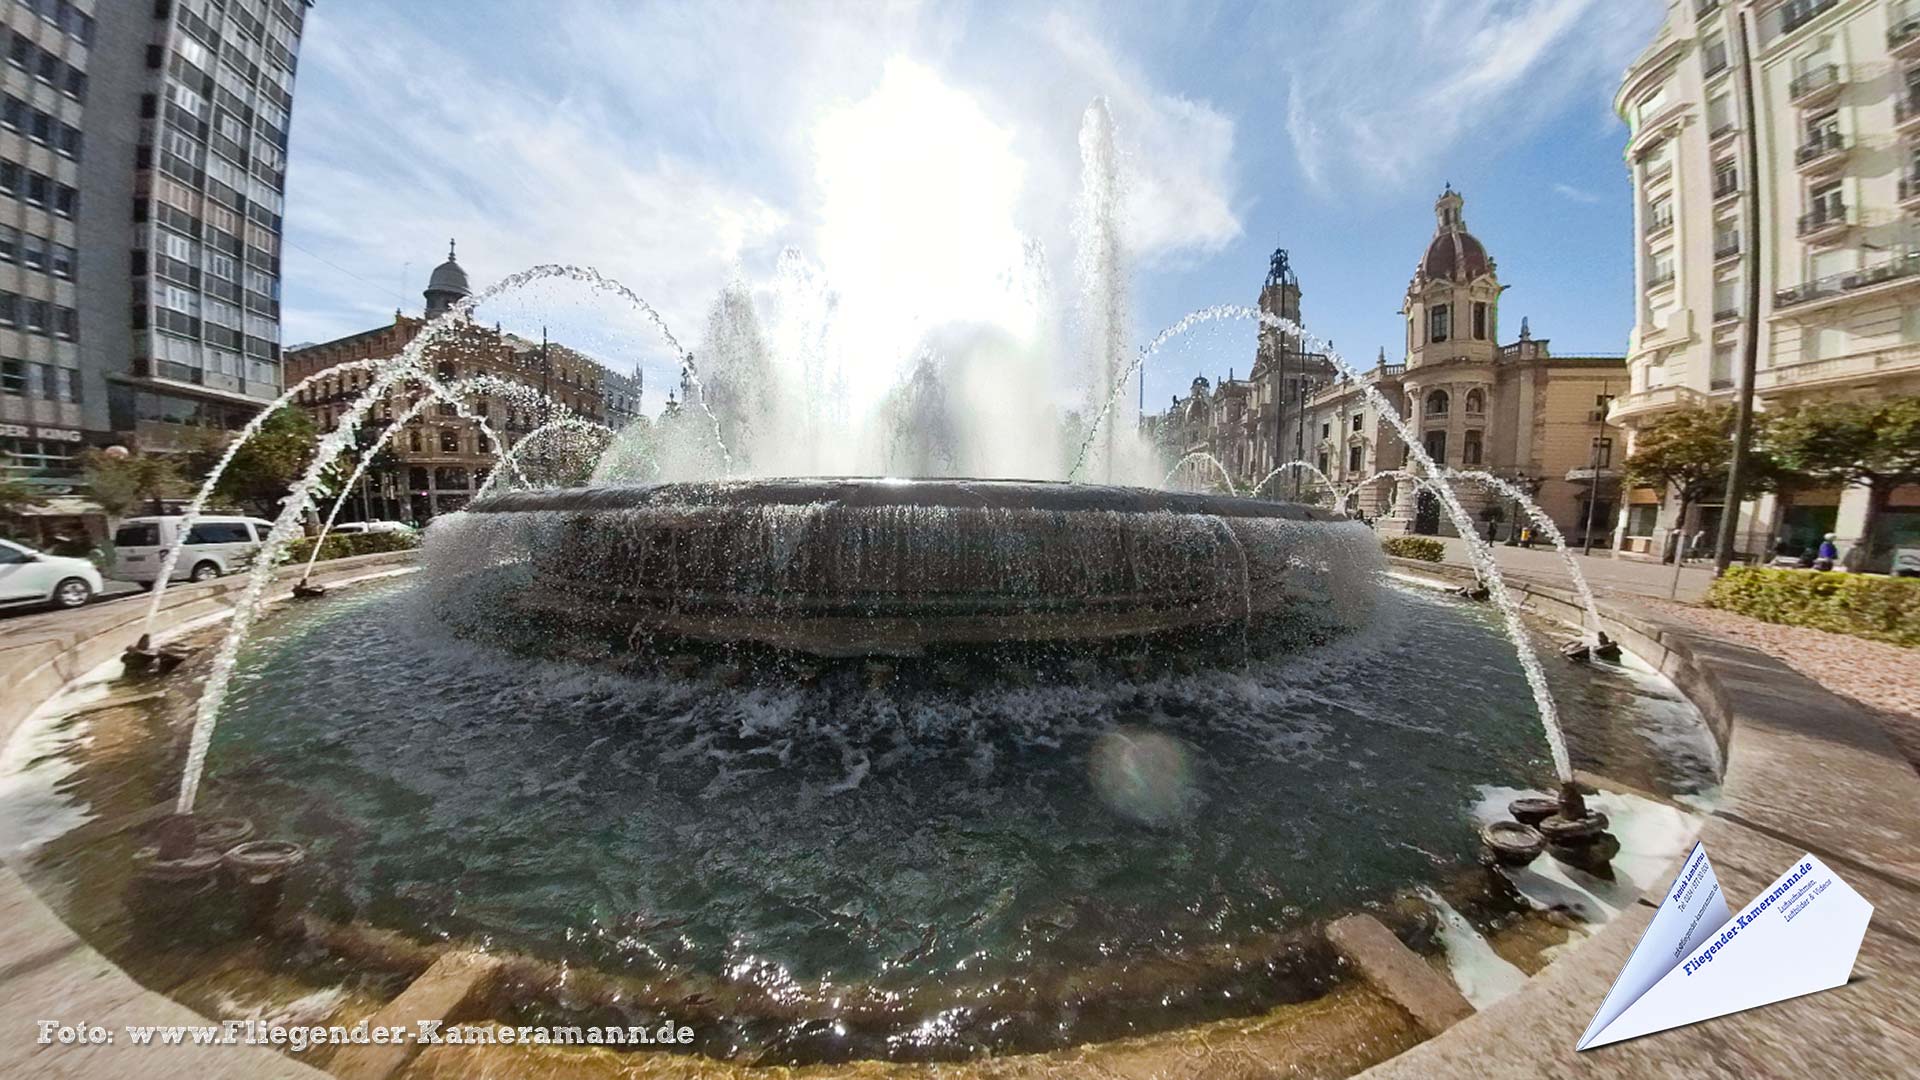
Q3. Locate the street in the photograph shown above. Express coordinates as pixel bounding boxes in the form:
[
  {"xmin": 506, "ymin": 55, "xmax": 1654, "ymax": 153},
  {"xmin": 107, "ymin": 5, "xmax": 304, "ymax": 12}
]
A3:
[{"xmin": 1426, "ymin": 535, "xmax": 1718, "ymax": 604}]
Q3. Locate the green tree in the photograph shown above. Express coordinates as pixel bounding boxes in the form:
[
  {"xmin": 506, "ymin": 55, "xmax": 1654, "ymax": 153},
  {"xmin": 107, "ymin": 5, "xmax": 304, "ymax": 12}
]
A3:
[
  {"xmin": 186, "ymin": 407, "xmax": 318, "ymax": 517},
  {"xmin": 1764, "ymin": 397, "xmax": 1920, "ymax": 572},
  {"xmin": 1625, "ymin": 405, "xmax": 1778, "ymax": 563},
  {"xmin": 0, "ymin": 454, "xmax": 46, "ymax": 539},
  {"xmin": 80, "ymin": 448, "xmax": 185, "ymax": 519}
]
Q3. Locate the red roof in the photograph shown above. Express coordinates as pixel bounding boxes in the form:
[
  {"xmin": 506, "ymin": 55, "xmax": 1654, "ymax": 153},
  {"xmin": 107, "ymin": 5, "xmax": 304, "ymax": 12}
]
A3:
[{"xmin": 1422, "ymin": 229, "xmax": 1492, "ymax": 282}]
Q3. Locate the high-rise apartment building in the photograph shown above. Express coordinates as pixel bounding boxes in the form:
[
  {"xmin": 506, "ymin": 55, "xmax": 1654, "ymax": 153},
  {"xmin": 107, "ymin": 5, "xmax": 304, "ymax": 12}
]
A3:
[
  {"xmin": 1615, "ymin": 0, "xmax": 1920, "ymax": 566},
  {"xmin": 0, "ymin": 0, "xmax": 308, "ymax": 489}
]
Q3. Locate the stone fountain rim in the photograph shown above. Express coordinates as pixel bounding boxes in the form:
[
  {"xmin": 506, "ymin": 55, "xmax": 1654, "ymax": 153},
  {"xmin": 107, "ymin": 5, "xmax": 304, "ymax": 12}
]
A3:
[{"xmin": 468, "ymin": 476, "xmax": 1346, "ymax": 521}]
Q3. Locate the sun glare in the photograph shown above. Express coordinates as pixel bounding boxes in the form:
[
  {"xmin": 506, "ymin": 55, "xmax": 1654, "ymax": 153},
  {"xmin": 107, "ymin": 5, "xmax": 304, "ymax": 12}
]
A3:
[{"xmin": 812, "ymin": 58, "xmax": 1038, "ymax": 410}]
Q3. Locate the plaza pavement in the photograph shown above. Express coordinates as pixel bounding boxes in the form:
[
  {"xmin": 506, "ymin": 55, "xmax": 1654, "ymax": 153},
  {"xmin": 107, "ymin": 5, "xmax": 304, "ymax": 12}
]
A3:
[{"xmin": 1429, "ymin": 534, "xmax": 1718, "ymax": 603}]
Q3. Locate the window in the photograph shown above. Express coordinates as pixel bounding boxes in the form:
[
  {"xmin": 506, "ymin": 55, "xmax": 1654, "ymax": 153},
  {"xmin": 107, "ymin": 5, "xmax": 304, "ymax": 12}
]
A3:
[
  {"xmin": 1702, "ymin": 36, "xmax": 1728, "ymax": 74},
  {"xmin": 1348, "ymin": 444, "xmax": 1363, "ymax": 472},
  {"xmin": 28, "ymin": 362, "xmax": 48, "ymax": 398},
  {"xmin": 408, "ymin": 429, "xmax": 422, "ymax": 453},
  {"xmin": 1635, "ymin": 84, "xmax": 1669, "ymax": 127},
  {"xmin": 1809, "ymin": 180, "xmax": 1843, "ymax": 223},
  {"xmin": 0, "ymin": 357, "xmax": 21, "ymax": 395},
  {"xmin": 1464, "ymin": 388, "xmax": 1485, "ymax": 414},
  {"xmin": 1425, "ymin": 389, "xmax": 1450, "ymax": 415},
  {"xmin": 1320, "ymin": 422, "xmax": 1331, "ymax": 440},
  {"xmin": 1626, "ymin": 505, "xmax": 1659, "ymax": 537},
  {"xmin": 1423, "ymin": 429, "xmax": 1447, "ymax": 463},
  {"xmin": 1429, "ymin": 304, "xmax": 1450, "ymax": 343},
  {"xmin": 1591, "ymin": 437, "xmax": 1613, "ymax": 469},
  {"xmin": 115, "ymin": 523, "xmax": 160, "ymax": 548},
  {"xmin": 1712, "ymin": 158, "xmax": 1738, "ymax": 197},
  {"xmin": 439, "ymin": 428, "xmax": 459, "ymax": 453},
  {"xmin": 21, "ymin": 234, "xmax": 44, "ymax": 272},
  {"xmin": 1463, "ymin": 430, "xmax": 1483, "ymax": 466},
  {"xmin": 1803, "ymin": 109, "xmax": 1839, "ymax": 152},
  {"xmin": 1472, "ymin": 302, "xmax": 1488, "ymax": 340},
  {"xmin": 186, "ymin": 522, "xmax": 253, "ymax": 545},
  {"xmin": 1707, "ymin": 92, "xmax": 1733, "ymax": 133},
  {"xmin": 51, "ymin": 243, "xmax": 73, "ymax": 279},
  {"xmin": 1351, "ymin": 413, "xmax": 1363, "ymax": 433},
  {"xmin": 1648, "ymin": 249, "xmax": 1675, "ymax": 288}
]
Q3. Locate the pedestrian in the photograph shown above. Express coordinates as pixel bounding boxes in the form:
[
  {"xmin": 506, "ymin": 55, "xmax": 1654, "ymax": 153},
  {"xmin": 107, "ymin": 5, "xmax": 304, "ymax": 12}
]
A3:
[{"xmin": 1814, "ymin": 532, "xmax": 1838, "ymax": 572}]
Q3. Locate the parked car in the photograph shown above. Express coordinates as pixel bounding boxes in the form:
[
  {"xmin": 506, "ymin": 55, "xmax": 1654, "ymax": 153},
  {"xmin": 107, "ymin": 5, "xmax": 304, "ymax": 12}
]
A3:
[
  {"xmin": 331, "ymin": 520, "xmax": 414, "ymax": 535},
  {"xmin": 0, "ymin": 537, "xmax": 103, "ymax": 609},
  {"xmin": 111, "ymin": 515, "xmax": 275, "ymax": 585}
]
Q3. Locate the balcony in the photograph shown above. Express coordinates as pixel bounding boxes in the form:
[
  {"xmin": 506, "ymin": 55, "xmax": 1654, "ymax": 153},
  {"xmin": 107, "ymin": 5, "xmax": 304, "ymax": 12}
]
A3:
[
  {"xmin": 1903, "ymin": 175, "xmax": 1920, "ymax": 209},
  {"xmin": 1644, "ymin": 210, "xmax": 1675, "ymax": 237},
  {"xmin": 1608, "ymin": 384, "xmax": 1707, "ymax": 425},
  {"xmin": 1713, "ymin": 305, "xmax": 1741, "ymax": 324},
  {"xmin": 1794, "ymin": 130, "xmax": 1848, "ymax": 175},
  {"xmin": 1712, "ymin": 173, "xmax": 1740, "ymax": 201},
  {"xmin": 1646, "ymin": 269, "xmax": 1676, "ymax": 291},
  {"xmin": 1780, "ymin": 0, "xmax": 1839, "ymax": 36},
  {"xmin": 1703, "ymin": 52, "xmax": 1729, "ymax": 79},
  {"xmin": 1788, "ymin": 64, "xmax": 1843, "ymax": 108},
  {"xmin": 1899, "ymin": 91, "xmax": 1920, "ymax": 134},
  {"xmin": 1756, "ymin": 342, "xmax": 1920, "ymax": 396},
  {"xmin": 1713, "ymin": 231, "xmax": 1742, "ymax": 261},
  {"xmin": 1795, "ymin": 204, "xmax": 1850, "ymax": 244},
  {"xmin": 1709, "ymin": 120, "xmax": 1738, "ymax": 144},
  {"xmin": 1695, "ymin": 0, "xmax": 1720, "ymax": 17},
  {"xmin": 1773, "ymin": 250, "xmax": 1920, "ymax": 309},
  {"xmin": 1892, "ymin": 16, "xmax": 1920, "ymax": 59}
]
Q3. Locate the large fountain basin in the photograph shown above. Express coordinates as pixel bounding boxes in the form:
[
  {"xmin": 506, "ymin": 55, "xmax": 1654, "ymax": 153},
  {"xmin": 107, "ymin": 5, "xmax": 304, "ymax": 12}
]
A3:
[{"xmin": 461, "ymin": 478, "xmax": 1365, "ymax": 656}]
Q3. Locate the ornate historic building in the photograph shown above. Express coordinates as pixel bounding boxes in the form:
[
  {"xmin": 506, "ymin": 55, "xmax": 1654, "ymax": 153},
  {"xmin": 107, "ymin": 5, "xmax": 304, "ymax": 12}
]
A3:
[
  {"xmin": 1614, "ymin": 0, "xmax": 1920, "ymax": 566},
  {"xmin": 1158, "ymin": 189, "xmax": 1629, "ymax": 542},
  {"xmin": 1154, "ymin": 249, "xmax": 1335, "ymax": 493},
  {"xmin": 284, "ymin": 243, "xmax": 637, "ymax": 522}
]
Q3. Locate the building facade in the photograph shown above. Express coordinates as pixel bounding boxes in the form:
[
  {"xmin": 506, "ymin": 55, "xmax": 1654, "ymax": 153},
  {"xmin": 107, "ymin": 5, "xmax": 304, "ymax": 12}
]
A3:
[
  {"xmin": 1614, "ymin": 0, "xmax": 1920, "ymax": 564},
  {"xmin": 1157, "ymin": 189, "xmax": 1628, "ymax": 542},
  {"xmin": 0, "ymin": 0, "xmax": 309, "ymax": 490},
  {"xmin": 285, "ymin": 244, "xmax": 636, "ymax": 522},
  {"xmin": 1154, "ymin": 248, "xmax": 1335, "ymax": 494}
]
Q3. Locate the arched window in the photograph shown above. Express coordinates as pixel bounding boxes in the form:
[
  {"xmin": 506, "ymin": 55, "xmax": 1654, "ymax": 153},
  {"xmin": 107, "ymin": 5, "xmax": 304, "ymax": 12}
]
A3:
[
  {"xmin": 436, "ymin": 360, "xmax": 456, "ymax": 380},
  {"xmin": 1425, "ymin": 389, "xmax": 1450, "ymax": 416},
  {"xmin": 1465, "ymin": 389, "xmax": 1484, "ymax": 414},
  {"xmin": 439, "ymin": 428, "xmax": 460, "ymax": 453}
]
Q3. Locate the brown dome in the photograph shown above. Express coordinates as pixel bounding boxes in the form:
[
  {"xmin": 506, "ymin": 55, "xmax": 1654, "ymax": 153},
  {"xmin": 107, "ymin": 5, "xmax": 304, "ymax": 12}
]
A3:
[{"xmin": 1422, "ymin": 229, "xmax": 1492, "ymax": 282}]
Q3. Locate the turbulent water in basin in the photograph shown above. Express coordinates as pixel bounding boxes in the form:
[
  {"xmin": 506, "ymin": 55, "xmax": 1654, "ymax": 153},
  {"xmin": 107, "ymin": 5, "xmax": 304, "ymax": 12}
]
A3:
[{"xmin": 147, "ymin": 571, "xmax": 1720, "ymax": 1061}]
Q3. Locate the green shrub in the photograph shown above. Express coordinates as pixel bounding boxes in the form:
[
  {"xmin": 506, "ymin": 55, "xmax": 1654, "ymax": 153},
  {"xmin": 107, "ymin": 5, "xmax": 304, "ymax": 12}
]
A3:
[
  {"xmin": 1706, "ymin": 565, "xmax": 1920, "ymax": 647},
  {"xmin": 1382, "ymin": 536, "xmax": 1445, "ymax": 563},
  {"xmin": 281, "ymin": 528, "xmax": 421, "ymax": 565}
]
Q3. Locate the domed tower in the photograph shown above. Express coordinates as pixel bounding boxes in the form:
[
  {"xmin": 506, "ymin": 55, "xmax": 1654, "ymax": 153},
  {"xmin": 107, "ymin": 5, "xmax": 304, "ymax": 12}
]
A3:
[
  {"xmin": 423, "ymin": 239, "xmax": 471, "ymax": 319},
  {"xmin": 1404, "ymin": 187, "xmax": 1499, "ymax": 369},
  {"xmin": 1387, "ymin": 188, "xmax": 1502, "ymax": 535}
]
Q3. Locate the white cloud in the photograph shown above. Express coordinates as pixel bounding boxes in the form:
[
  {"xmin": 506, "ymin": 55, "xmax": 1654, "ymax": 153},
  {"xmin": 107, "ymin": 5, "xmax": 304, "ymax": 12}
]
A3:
[
  {"xmin": 1040, "ymin": 11, "xmax": 1241, "ymax": 262},
  {"xmin": 1552, "ymin": 182, "xmax": 1604, "ymax": 204},
  {"xmin": 1278, "ymin": 0, "xmax": 1664, "ymax": 193}
]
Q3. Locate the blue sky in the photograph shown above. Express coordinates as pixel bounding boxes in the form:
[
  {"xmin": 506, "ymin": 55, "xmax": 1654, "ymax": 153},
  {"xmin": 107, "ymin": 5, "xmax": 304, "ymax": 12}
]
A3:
[{"xmin": 278, "ymin": 0, "xmax": 1666, "ymax": 418}]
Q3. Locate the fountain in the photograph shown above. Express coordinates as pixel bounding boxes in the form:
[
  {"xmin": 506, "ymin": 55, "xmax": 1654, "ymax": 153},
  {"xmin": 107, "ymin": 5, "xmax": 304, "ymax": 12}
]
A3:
[{"xmin": 0, "ymin": 101, "xmax": 1732, "ymax": 1074}]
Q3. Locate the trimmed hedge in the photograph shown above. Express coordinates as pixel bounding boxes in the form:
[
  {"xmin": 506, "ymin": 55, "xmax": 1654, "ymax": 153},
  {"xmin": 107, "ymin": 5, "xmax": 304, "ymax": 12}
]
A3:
[
  {"xmin": 1706, "ymin": 565, "xmax": 1920, "ymax": 648},
  {"xmin": 1382, "ymin": 536, "xmax": 1445, "ymax": 562},
  {"xmin": 282, "ymin": 528, "xmax": 421, "ymax": 565}
]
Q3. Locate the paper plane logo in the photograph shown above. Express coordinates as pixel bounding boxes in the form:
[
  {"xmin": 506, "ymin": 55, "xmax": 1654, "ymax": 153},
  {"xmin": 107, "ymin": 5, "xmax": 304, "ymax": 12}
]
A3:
[{"xmin": 1577, "ymin": 841, "xmax": 1873, "ymax": 1050}]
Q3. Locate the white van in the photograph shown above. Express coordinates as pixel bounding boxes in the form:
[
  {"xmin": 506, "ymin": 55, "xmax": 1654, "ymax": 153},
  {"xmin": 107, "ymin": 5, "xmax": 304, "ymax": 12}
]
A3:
[{"xmin": 112, "ymin": 515, "xmax": 275, "ymax": 585}]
